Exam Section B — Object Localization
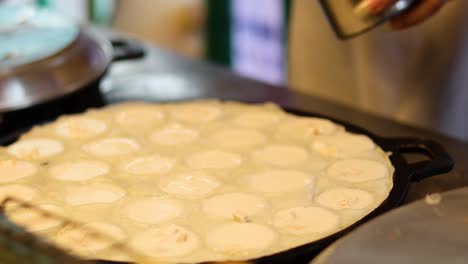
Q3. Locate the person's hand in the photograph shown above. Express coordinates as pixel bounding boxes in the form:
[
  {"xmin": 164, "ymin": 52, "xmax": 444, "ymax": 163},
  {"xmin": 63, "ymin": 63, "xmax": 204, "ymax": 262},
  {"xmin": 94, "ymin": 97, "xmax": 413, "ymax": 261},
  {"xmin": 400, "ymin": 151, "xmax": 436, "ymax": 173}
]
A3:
[{"xmin": 355, "ymin": 0, "xmax": 450, "ymax": 29}]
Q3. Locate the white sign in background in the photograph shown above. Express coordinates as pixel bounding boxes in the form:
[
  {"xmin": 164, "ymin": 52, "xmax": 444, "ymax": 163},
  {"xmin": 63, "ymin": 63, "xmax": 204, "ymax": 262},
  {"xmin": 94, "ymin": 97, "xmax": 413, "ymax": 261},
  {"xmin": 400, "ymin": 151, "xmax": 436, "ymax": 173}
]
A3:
[{"xmin": 231, "ymin": 0, "xmax": 285, "ymax": 85}]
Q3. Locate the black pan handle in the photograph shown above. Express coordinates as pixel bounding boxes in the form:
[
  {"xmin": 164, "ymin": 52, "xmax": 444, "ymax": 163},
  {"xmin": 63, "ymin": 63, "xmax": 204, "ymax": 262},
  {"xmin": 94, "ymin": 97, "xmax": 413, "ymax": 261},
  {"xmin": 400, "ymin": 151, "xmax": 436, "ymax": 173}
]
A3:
[
  {"xmin": 382, "ymin": 138, "xmax": 454, "ymax": 182},
  {"xmin": 111, "ymin": 38, "xmax": 146, "ymax": 62}
]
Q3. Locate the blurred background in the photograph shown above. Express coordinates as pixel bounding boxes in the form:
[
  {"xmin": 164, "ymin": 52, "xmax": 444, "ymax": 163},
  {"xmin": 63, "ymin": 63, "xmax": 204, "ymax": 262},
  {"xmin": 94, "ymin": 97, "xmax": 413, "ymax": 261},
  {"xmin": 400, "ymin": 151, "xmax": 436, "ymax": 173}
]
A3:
[
  {"xmin": 2, "ymin": 0, "xmax": 468, "ymax": 142},
  {"xmin": 4, "ymin": 0, "xmax": 289, "ymax": 84}
]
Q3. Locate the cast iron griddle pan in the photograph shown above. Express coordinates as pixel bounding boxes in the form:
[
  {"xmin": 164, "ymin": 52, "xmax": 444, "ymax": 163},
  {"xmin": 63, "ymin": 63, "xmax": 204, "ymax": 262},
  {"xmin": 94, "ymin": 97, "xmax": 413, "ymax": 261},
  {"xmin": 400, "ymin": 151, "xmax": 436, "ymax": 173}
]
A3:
[{"xmin": 0, "ymin": 104, "xmax": 454, "ymax": 264}]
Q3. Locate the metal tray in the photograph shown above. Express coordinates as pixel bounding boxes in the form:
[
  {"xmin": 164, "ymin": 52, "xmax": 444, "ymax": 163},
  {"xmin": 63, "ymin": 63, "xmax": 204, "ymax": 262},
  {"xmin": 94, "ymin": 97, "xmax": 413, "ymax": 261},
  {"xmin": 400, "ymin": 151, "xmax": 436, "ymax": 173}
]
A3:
[{"xmin": 310, "ymin": 187, "xmax": 468, "ymax": 264}]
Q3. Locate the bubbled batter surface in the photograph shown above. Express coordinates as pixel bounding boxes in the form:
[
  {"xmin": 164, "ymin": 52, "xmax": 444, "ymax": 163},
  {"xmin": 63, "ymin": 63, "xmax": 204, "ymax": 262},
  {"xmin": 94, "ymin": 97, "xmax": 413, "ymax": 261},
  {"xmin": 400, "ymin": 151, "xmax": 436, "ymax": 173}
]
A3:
[{"xmin": 0, "ymin": 101, "xmax": 394, "ymax": 263}]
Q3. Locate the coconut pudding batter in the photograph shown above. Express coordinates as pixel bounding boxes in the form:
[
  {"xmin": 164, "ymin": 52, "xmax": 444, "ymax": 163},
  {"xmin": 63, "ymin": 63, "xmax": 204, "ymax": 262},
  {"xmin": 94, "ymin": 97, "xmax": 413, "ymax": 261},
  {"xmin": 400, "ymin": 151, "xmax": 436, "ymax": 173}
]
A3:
[{"xmin": 0, "ymin": 101, "xmax": 394, "ymax": 263}]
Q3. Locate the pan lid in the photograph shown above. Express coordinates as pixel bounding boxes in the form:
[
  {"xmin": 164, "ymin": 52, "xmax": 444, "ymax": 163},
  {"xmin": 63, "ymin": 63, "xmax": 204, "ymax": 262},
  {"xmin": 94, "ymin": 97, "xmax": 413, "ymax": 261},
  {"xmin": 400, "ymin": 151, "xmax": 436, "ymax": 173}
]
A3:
[
  {"xmin": 311, "ymin": 187, "xmax": 468, "ymax": 264},
  {"xmin": 0, "ymin": 4, "xmax": 79, "ymax": 69}
]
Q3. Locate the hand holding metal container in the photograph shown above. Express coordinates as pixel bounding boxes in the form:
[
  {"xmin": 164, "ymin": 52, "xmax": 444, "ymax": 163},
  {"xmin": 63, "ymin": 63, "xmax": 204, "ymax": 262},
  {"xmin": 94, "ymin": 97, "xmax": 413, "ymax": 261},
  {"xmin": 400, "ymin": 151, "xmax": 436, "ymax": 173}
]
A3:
[{"xmin": 319, "ymin": 0, "xmax": 422, "ymax": 39}]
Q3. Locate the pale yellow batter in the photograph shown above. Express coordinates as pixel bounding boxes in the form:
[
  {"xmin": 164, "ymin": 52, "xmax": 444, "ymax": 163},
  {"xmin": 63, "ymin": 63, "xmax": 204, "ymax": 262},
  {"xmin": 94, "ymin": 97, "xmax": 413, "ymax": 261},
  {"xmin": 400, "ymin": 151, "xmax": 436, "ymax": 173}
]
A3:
[{"xmin": 0, "ymin": 100, "xmax": 394, "ymax": 263}]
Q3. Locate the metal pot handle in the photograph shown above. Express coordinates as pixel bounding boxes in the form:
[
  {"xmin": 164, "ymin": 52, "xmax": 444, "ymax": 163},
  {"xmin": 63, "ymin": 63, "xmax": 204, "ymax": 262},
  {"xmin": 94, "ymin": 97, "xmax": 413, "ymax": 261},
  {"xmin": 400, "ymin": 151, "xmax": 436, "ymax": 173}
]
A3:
[
  {"xmin": 110, "ymin": 38, "xmax": 145, "ymax": 62},
  {"xmin": 382, "ymin": 138, "xmax": 454, "ymax": 182}
]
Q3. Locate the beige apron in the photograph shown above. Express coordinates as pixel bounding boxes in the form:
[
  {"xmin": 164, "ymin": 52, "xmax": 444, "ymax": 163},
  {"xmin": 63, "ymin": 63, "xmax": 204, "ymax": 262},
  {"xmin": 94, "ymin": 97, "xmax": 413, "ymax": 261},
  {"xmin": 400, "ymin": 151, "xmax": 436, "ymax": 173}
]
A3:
[{"xmin": 289, "ymin": 0, "xmax": 468, "ymax": 139}]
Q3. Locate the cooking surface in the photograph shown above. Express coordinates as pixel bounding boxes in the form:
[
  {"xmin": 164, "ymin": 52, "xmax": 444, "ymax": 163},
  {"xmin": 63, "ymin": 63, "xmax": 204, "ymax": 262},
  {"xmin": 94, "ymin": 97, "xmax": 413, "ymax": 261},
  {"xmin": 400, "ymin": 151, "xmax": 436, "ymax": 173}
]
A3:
[
  {"xmin": 101, "ymin": 33, "xmax": 468, "ymax": 203},
  {"xmin": 0, "ymin": 101, "xmax": 394, "ymax": 262},
  {"xmin": 311, "ymin": 187, "xmax": 468, "ymax": 264}
]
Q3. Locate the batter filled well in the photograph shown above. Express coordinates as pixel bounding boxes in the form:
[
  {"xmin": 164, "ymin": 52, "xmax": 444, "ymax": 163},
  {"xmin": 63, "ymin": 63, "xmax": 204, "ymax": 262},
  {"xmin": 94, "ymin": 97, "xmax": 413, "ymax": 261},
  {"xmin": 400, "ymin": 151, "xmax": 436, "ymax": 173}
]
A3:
[{"xmin": 0, "ymin": 101, "xmax": 394, "ymax": 263}]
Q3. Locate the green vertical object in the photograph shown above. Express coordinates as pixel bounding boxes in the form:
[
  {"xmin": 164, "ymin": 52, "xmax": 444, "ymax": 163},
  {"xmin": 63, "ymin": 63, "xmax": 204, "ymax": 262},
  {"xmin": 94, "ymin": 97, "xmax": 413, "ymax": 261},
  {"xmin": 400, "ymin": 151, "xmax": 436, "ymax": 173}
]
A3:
[
  {"xmin": 37, "ymin": 0, "xmax": 52, "ymax": 8},
  {"xmin": 283, "ymin": 0, "xmax": 292, "ymax": 80},
  {"xmin": 90, "ymin": 0, "xmax": 113, "ymax": 25},
  {"xmin": 204, "ymin": 0, "xmax": 231, "ymax": 66},
  {"xmin": 204, "ymin": 0, "xmax": 291, "ymax": 68},
  {"xmin": 284, "ymin": 0, "xmax": 291, "ymax": 41}
]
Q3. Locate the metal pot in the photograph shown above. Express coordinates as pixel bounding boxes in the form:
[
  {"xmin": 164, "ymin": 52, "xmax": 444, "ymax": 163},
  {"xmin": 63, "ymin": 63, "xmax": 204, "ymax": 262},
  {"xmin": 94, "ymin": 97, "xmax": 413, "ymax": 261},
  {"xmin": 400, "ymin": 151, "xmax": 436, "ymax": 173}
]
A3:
[
  {"xmin": 0, "ymin": 4, "xmax": 144, "ymax": 135},
  {"xmin": 0, "ymin": 27, "xmax": 144, "ymax": 112},
  {"xmin": 0, "ymin": 27, "xmax": 144, "ymax": 136}
]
